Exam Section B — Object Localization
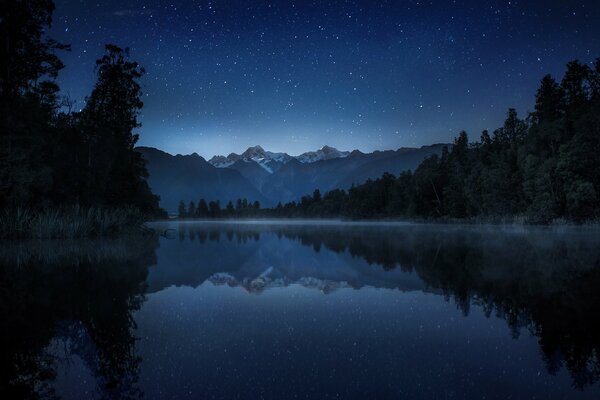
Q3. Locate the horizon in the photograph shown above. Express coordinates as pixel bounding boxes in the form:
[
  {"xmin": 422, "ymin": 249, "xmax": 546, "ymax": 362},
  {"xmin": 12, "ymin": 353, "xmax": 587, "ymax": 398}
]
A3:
[
  {"xmin": 139, "ymin": 141, "xmax": 450, "ymax": 159},
  {"xmin": 49, "ymin": 1, "xmax": 600, "ymax": 158}
]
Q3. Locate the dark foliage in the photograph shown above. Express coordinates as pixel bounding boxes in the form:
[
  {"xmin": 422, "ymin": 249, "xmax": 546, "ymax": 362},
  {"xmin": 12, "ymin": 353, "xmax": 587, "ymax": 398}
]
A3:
[
  {"xmin": 0, "ymin": 1, "xmax": 164, "ymax": 220},
  {"xmin": 177, "ymin": 197, "xmax": 261, "ymax": 218},
  {"xmin": 0, "ymin": 236, "xmax": 158, "ymax": 399},
  {"xmin": 181, "ymin": 59, "xmax": 600, "ymax": 223},
  {"xmin": 170, "ymin": 223, "xmax": 600, "ymax": 388}
]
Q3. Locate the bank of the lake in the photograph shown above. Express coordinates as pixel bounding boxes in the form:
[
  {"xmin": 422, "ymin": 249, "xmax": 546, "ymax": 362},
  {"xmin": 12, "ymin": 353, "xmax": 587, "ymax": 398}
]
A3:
[
  {"xmin": 0, "ymin": 207, "xmax": 153, "ymax": 239},
  {"xmin": 165, "ymin": 215, "xmax": 600, "ymax": 228}
]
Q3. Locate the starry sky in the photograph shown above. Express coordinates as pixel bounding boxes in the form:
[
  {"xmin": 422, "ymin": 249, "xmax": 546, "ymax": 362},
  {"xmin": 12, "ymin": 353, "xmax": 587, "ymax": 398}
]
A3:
[{"xmin": 51, "ymin": 0, "xmax": 600, "ymax": 158}]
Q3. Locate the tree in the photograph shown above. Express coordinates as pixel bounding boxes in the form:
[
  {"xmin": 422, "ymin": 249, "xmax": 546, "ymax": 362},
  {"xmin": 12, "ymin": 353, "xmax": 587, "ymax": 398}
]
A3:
[
  {"xmin": 249, "ymin": 57, "xmax": 600, "ymax": 223},
  {"xmin": 444, "ymin": 136, "xmax": 470, "ymax": 218},
  {"xmin": 0, "ymin": 0, "xmax": 69, "ymax": 101},
  {"xmin": 494, "ymin": 108, "xmax": 527, "ymax": 145},
  {"xmin": 78, "ymin": 44, "xmax": 160, "ymax": 214},
  {"xmin": 411, "ymin": 155, "xmax": 444, "ymax": 217},
  {"xmin": 0, "ymin": 3, "xmax": 167, "ymax": 220},
  {"xmin": 477, "ymin": 109, "xmax": 527, "ymax": 215},
  {"xmin": 0, "ymin": 0, "xmax": 69, "ymax": 207},
  {"xmin": 591, "ymin": 58, "xmax": 600, "ymax": 101},
  {"xmin": 209, "ymin": 200, "xmax": 221, "ymax": 217},
  {"xmin": 388, "ymin": 171, "xmax": 413, "ymax": 216},
  {"xmin": 197, "ymin": 199, "xmax": 209, "ymax": 217},
  {"xmin": 561, "ymin": 60, "xmax": 591, "ymax": 115},
  {"xmin": 313, "ymin": 189, "xmax": 321, "ymax": 202},
  {"xmin": 534, "ymin": 74, "xmax": 564, "ymax": 123},
  {"xmin": 178, "ymin": 200, "xmax": 186, "ymax": 218},
  {"xmin": 188, "ymin": 201, "xmax": 196, "ymax": 217}
]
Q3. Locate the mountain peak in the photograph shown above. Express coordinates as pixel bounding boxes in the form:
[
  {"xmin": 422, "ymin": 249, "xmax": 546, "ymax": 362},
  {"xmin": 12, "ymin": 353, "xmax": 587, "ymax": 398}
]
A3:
[
  {"xmin": 208, "ymin": 144, "xmax": 352, "ymax": 170},
  {"xmin": 241, "ymin": 145, "xmax": 267, "ymax": 158},
  {"xmin": 139, "ymin": 143, "xmax": 447, "ymax": 211},
  {"xmin": 296, "ymin": 146, "xmax": 350, "ymax": 163},
  {"xmin": 320, "ymin": 145, "xmax": 344, "ymax": 155}
]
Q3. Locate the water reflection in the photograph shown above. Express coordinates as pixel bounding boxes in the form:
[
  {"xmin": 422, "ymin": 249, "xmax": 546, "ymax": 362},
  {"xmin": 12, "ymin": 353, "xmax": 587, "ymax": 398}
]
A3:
[
  {"xmin": 0, "ymin": 236, "xmax": 158, "ymax": 399},
  {"xmin": 1, "ymin": 222, "xmax": 599, "ymax": 398},
  {"xmin": 153, "ymin": 222, "xmax": 600, "ymax": 391}
]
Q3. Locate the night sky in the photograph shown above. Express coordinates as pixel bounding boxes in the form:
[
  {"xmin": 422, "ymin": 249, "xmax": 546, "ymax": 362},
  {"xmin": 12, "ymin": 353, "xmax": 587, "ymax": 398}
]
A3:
[{"xmin": 51, "ymin": 1, "xmax": 600, "ymax": 158}]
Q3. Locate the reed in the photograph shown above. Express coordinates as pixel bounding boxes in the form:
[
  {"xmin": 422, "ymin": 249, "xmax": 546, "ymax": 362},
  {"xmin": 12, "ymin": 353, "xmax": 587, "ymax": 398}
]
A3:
[{"xmin": 0, "ymin": 206, "xmax": 147, "ymax": 239}]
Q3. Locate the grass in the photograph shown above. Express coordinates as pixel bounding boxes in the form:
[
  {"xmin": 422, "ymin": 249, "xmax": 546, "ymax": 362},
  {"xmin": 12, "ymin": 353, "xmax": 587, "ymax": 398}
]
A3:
[{"xmin": 0, "ymin": 206, "xmax": 149, "ymax": 239}]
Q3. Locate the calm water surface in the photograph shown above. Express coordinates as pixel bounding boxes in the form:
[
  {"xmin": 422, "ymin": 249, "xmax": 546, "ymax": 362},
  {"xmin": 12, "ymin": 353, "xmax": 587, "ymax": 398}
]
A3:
[{"xmin": 2, "ymin": 221, "xmax": 600, "ymax": 399}]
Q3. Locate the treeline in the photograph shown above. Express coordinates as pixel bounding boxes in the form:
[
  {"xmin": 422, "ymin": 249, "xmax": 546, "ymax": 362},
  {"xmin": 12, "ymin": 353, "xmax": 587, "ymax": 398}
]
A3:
[
  {"xmin": 177, "ymin": 198, "xmax": 261, "ymax": 218},
  {"xmin": 0, "ymin": 1, "xmax": 164, "ymax": 224},
  {"xmin": 282, "ymin": 59, "xmax": 600, "ymax": 223},
  {"xmin": 185, "ymin": 59, "xmax": 600, "ymax": 223}
]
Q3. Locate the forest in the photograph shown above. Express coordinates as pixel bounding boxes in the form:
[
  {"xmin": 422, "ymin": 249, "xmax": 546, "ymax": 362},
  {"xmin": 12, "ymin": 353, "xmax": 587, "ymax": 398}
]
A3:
[
  {"xmin": 179, "ymin": 59, "xmax": 600, "ymax": 224},
  {"xmin": 0, "ymin": 1, "xmax": 165, "ymax": 237}
]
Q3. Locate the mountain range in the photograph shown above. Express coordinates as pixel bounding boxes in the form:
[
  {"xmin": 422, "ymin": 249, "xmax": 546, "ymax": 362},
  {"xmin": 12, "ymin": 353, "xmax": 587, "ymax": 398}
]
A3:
[
  {"xmin": 207, "ymin": 145, "xmax": 350, "ymax": 172},
  {"xmin": 137, "ymin": 144, "xmax": 446, "ymax": 212}
]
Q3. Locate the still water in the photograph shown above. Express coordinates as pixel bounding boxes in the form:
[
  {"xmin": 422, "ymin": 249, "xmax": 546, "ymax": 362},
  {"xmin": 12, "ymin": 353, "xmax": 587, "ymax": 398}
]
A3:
[{"xmin": 1, "ymin": 221, "xmax": 600, "ymax": 399}]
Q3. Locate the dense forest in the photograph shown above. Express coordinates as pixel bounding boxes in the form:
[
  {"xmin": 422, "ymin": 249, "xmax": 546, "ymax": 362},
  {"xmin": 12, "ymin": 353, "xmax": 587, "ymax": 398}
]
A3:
[
  {"xmin": 180, "ymin": 59, "xmax": 600, "ymax": 224},
  {"xmin": 0, "ymin": 1, "xmax": 164, "ymax": 237}
]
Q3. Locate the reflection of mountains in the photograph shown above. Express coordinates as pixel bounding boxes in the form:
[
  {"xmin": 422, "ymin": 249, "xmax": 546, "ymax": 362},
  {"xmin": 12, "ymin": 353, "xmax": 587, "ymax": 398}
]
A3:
[
  {"xmin": 151, "ymin": 222, "xmax": 600, "ymax": 389},
  {"xmin": 147, "ymin": 224, "xmax": 429, "ymax": 294},
  {"xmin": 209, "ymin": 270, "xmax": 355, "ymax": 294},
  {"xmin": 3, "ymin": 223, "xmax": 600, "ymax": 395}
]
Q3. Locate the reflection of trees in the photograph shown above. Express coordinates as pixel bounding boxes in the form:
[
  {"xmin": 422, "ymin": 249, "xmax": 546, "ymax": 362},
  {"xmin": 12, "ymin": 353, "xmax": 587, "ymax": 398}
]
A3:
[
  {"xmin": 175, "ymin": 224, "xmax": 261, "ymax": 244},
  {"xmin": 0, "ymin": 236, "xmax": 158, "ymax": 399},
  {"xmin": 177, "ymin": 223, "xmax": 600, "ymax": 389},
  {"xmin": 276, "ymin": 225, "xmax": 600, "ymax": 389}
]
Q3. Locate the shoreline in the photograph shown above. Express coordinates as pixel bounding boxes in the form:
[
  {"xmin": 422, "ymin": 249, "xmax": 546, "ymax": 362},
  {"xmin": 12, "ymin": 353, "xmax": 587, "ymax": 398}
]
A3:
[
  {"xmin": 149, "ymin": 217, "xmax": 600, "ymax": 230},
  {"xmin": 2, "ymin": 211, "xmax": 598, "ymax": 240}
]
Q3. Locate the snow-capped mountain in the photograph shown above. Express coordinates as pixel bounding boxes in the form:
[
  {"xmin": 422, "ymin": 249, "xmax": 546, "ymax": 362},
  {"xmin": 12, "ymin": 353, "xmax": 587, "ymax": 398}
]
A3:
[
  {"xmin": 208, "ymin": 145, "xmax": 349, "ymax": 172},
  {"xmin": 208, "ymin": 155, "xmax": 236, "ymax": 168},
  {"xmin": 242, "ymin": 145, "xmax": 292, "ymax": 163},
  {"xmin": 208, "ymin": 145, "xmax": 292, "ymax": 173},
  {"xmin": 296, "ymin": 145, "xmax": 350, "ymax": 163},
  {"xmin": 139, "ymin": 143, "xmax": 447, "ymax": 211}
]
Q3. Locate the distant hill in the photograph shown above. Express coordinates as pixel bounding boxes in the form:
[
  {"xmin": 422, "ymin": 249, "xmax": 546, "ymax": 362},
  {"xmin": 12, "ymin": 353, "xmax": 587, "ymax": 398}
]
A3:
[
  {"xmin": 137, "ymin": 147, "xmax": 269, "ymax": 212},
  {"xmin": 227, "ymin": 159, "xmax": 271, "ymax": 191},
  {"xmin": 138, "ymin": 144, "xmax": 447, "ymax": 210},
  {"xmin": 207, "ymin": 144, "xmax": 349, "ymax": 170},
  {"xmin": 260, "ymin": 144, "xmax": 446, "ymax": 203}
]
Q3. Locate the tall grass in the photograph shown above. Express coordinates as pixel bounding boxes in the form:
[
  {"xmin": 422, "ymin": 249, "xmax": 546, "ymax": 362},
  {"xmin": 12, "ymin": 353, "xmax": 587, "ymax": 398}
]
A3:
[{"xmin": 0, "ymin": 206, "xmax": 148, "ymax": 239}]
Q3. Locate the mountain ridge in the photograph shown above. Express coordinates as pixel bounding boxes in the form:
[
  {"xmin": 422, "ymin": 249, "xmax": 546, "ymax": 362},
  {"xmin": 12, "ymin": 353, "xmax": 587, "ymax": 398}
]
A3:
[
  {"xmin": 138, "ymin": 144, "xmax": 447, "ymax": 212},
  {"xmin": 137, "ymin": 146, "xmax": 270, "ymax": 212},
  {"xmin": 208, "ymin": 144, "xmax": 351, "ymax": 171}
]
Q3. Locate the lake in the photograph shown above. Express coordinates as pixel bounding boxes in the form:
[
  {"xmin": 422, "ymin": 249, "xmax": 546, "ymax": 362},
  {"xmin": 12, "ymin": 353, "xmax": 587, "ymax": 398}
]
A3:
[{"xmin": 1, "ymin": 221, "xmax": 600, "ymax": 399}]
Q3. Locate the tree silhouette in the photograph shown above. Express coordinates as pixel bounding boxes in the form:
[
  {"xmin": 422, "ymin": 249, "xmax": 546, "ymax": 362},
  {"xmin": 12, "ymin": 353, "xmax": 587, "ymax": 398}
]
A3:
[{"xmin": 178, "ymin": 200, "xmax": 187, "ymax": 218}]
